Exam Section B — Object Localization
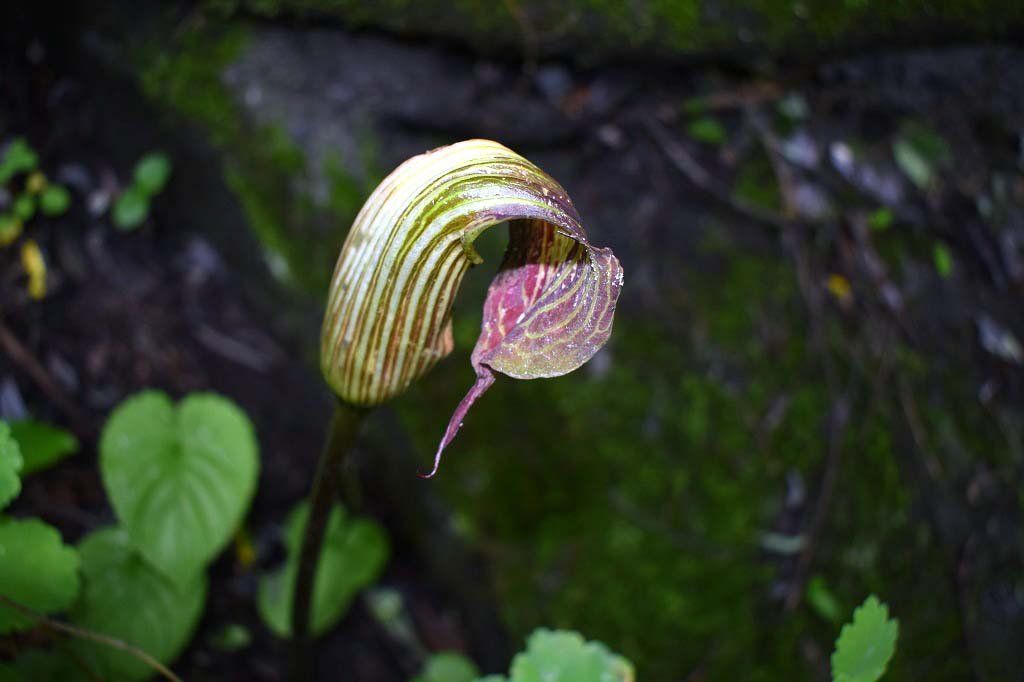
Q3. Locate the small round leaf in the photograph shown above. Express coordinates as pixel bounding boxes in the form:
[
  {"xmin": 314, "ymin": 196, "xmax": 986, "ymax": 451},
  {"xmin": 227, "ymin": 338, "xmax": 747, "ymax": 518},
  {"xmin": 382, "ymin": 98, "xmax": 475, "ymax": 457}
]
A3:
[
  {"xmin": 100, "ymin": 391, "xmax": 259, "ymax": 582},
  {"xmin": 39, "ymin": 184, "xmax": 71, "ymax": 216},
  {"xmin": 0, "ymin": 518, "xmax": 80, "ymax": 633},
  {"xmin": 0, "ymin": 214, "xmax": 22, "ymax": 247},
  {"xmin": 133, "ymin": 153, "xmax": 172, "ymax": 196},
  {"xmin": 12, "ymin": 194, "xmax": 35, "ymax": 222},
  {"xmin": 112, "ymin": 188, "xmax": 150, "ymax": 230},
  {"xmin": 70, "ymin": 526, "xmax": 206, "ymax": 681},
  {"xmin": 258, "ymin": 501, "xmax": 389, "ymax": 637}
]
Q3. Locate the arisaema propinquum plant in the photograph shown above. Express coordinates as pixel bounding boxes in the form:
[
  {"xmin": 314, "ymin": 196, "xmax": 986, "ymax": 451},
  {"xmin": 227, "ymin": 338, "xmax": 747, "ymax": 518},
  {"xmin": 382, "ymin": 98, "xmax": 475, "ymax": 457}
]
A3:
[{"xmin": 290, "ymin": 138, "xmax": 624, "ymax": 677}]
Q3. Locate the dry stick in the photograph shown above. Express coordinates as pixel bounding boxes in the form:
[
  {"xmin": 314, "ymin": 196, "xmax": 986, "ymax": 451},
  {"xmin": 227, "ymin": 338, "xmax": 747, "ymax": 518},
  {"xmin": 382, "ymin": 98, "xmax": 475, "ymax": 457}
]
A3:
[
  {"xmin": 640, "ymin": 113, "xmax": 802, "ymax": 233},
  {"xmin": 0, "ymin": 320, "xmax": 92, "ymax": 439},
  {"xmin": 0, "ymin": 595, "xmax": 182, "ymax": 682},
  {"xmin": 503, "ymin": 0, "xmax": 538, "ymax": 75},
  {"xmin": 288, "ymin": 401, "xmax": 369, "ymax": 682},
  {"xmin": 645, "ymin": 106, "xmax": 852, "ymax": 610},
  {"xmin": 784, "ymin": 397, "xmax": 849, "ymax": 612},
  {"xmin": 756, "ymin": 119, "xmax": 854, "ymax": 611}
]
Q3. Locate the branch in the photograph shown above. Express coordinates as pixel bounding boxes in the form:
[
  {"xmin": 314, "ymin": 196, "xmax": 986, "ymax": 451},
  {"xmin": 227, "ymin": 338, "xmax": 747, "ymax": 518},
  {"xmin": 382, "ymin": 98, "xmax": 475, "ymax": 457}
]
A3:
[
  {"xmin": 0, "ymin": 320, "xmax": 92, "ymax": 440},
  {"xmin": 640, "ymin": 113, "xmax": 804, "ymax": 232},
  {"xmin": 0, "ymin": 595, "xmax": 183, "ymax": 682}
]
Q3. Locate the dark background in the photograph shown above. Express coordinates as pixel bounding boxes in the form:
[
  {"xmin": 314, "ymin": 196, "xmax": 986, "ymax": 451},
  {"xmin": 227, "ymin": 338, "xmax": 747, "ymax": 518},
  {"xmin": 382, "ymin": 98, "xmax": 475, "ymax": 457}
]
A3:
[{"xmin": 2, "ymin": 1, "xmax": 1023, "ymax": 679}]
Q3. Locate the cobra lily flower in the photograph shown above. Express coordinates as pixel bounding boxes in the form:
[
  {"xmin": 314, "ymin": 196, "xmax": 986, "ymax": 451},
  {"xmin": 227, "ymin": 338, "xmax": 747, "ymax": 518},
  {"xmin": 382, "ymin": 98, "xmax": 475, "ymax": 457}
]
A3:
[{"xmin": 320, "ymin": 139, "xmax": 623, "ymax": 476}]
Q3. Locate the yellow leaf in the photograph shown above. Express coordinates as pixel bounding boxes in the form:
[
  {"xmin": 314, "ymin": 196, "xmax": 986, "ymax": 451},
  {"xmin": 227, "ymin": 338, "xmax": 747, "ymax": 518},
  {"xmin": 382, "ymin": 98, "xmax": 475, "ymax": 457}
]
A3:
[
  {"xmin": 233, "ymin": 527, "xmax": 256, "ymax": 569},
  {"xmin": 0, "ymin": 216, "xmax": 22, "ymax": 247},
  {"xmin": 20, "ymin": 240, "xmax": 46, "ymax": 300},
  {"xmin": 826, "ymin": 274, "xmax": 852, "ymax": 304},
  {"xmin": 25, "ymin": 171, "xmax": 47, "ymax": 194}
]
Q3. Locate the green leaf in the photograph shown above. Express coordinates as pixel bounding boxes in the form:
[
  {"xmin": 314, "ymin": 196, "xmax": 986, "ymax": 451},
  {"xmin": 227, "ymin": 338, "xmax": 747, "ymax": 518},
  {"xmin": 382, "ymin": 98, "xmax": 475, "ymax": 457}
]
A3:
[
  {"xmin": 9, "ymin": 419, "xmax": 79, "ymax": 475},
  {"xmin": 0, "ymin": 138, "xmax": 38, "ymax": 183},
  {"xmin": 831, "ymin": 595, "xmax": 899, "ymax": 682},
  {"xmin": 0, "ymin": 517, "xmax": 80, "ymax": 633},
  {"xmin": 777, "ymin": 93, "xmax": 809, "ymax": 120},
  {"xmin": 807, "ymin": 574, "xmax": 843, "ymax": 624},
  {"xmin": 39, "ymin": 184, "xmax": 71, "ymax": 216},
  {"xmin": 0, "ymin": 423, "xmax": 23, "ymax": 509},
  {"xmin": 100, "ymin": 391, "xmax": 259, "ymax": 582},
  {"xmin": 12, "ymin": 194, "xmax": 35, "ymax": 222},
  {"xmin": 133, "ymin": 153, "xmax": 172, "ymax": 196},
  {"xmin": 413, "ymin": 652, "xmax": 480, "ymax": 682},
  {"xmin": 507, "ymin": 629, "xmax": 634, "ymax": 682},
  {"xmin": 112, "ymin": 188, "xmax": 150, "ymax": 230},
  {"xmin": 933, "ymin": 243, "xmax": 953, "ymax": 278},
  {"xmin": 209, "ymin": 623, "xmax": 252, "ymax": 652},
  {"xmin": 893, "ymin": 121, "xmax": 952, "ymax": 190},
  {"xmin": 892, "ymin": 140, "xmax": 930, "ymax": 190},
  {"xmin": 258, "ymin": 500, "xmax": 389, "ymax": 637},
  {"xmin": 70, "ymin": 526, "xmax": 206, "ymax": 681},
  {"xmin": 0, "ymin": 649, "xmax": 78, "ymax": 680},
  {"xmin": 686, "ymin": 116, "xmax": 727, "ymax": 145},
  {"xmin": 866, "ymin": 208, "xmax": 893, "ymax": 232},
  {"xmin": 0, "ymin": 214, "xmax": 21, "ymax": 246},
  {"xmin": 680, "ymin": 97, "xmax": 706, "ymax": 116}
]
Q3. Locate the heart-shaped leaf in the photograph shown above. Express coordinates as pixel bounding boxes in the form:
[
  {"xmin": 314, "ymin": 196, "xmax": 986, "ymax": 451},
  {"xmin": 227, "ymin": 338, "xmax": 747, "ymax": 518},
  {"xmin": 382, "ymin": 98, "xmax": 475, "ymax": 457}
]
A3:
[
  {"xmin": 0, "ymin": 517, "xmax": 80, "ymax": 633},
  {"xmin": 0, "ymin": 423, "xmax": 22, "ymax": 509},
  {"xmin": 258, "ymin": 500, "xmax": 389, "ymax": 637},
  {"xmin": 100, "ymin": 391, "xmax": 259, "ymax": 581},
  {"xmin": 8, "ymin": 419, "xmax": 78, "ymax": 475},
  {"xmin": 70, "ymin": 526, "xmax": 206, "ymax": 681}
]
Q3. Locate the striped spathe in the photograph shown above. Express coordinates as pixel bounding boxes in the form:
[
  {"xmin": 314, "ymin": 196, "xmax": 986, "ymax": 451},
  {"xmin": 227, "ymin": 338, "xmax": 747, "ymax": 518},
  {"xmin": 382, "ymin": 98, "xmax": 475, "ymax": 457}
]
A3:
[{"xmin": 320, "ymin": 139, "xmax": 622, "ymax": 475}]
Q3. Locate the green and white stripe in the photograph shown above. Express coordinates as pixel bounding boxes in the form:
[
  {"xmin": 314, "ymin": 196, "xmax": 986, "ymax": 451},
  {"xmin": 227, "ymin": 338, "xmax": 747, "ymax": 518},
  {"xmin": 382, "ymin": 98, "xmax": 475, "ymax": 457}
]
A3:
[{"xmin": 320, "ymin": 139, "xmax": 621, "ymax": 408}]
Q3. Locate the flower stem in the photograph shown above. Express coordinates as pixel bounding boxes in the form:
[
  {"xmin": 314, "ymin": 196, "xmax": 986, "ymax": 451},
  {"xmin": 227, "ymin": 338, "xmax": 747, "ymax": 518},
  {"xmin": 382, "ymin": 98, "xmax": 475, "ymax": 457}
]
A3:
[{"xmin": 289, "ymin": 400, "xmax": 368, "ymax": 680}]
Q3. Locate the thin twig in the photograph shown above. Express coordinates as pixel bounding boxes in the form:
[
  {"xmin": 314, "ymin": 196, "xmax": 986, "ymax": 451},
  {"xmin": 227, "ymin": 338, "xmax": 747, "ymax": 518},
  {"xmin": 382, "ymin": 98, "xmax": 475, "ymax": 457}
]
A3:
[
  {"xmin": 503, "ymin": 0, "xmax": 538, "ymax": 75},
  {"xmin": 641, "ymin": 113, "xmax": 803, "ymax": 232},
  {"xmin": 0, "ymin": 320, "xmax": 92, "ymax": 439},
  {"xmin": 688, "ymin": 81, "xmax": 784, "ymax": 112},
  {"xmin": 0, "ymin": 595, "xmax": 183, "ymax": 682},
  {"xmin": 784, "ymin": 395, "xmax": 850, "ymax": 611}
]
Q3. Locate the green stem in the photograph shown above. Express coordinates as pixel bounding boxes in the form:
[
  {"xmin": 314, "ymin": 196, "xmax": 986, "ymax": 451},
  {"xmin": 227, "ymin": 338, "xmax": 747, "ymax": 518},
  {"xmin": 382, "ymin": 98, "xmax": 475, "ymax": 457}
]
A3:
[{"xmin": 288, "ymin": 400, "xmax": 368, "ymax": 681}]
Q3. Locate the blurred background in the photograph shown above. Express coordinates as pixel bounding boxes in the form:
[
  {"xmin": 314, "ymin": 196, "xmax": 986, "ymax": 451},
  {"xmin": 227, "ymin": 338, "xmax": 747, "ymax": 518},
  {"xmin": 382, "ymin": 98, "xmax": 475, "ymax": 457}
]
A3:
[{"xmin": 2, "ymin": 1, "xmax": 1023, "ymax": 679}]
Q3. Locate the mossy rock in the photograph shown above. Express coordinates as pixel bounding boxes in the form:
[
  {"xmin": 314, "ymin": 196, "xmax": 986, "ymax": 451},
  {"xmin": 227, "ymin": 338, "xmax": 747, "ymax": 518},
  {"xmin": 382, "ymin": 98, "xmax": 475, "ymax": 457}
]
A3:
[{"xmin": 204, "ymin": 0, "xmax": 1023, "ymax": 61}]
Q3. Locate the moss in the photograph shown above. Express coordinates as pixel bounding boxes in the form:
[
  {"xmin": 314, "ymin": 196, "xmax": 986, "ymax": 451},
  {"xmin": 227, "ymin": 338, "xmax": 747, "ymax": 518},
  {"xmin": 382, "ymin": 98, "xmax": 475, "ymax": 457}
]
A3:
[
  {"xmin": 732, "ymin": 147, "xmax": 782, "ymax": 214},
  {"xmin": 392, "ymin": 217, "xmax": 1001, "ymax": 678},
  {"xmin": 138, "ymin": 26, "xmax": 248, "ymax": 145},
  {"xmin": 202, "ymin": 0, "xmax": 1023, "ymax": 61},
  {"xmin": 137, "ymin": 22, "xmax": 375, "ymax": 298}
]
